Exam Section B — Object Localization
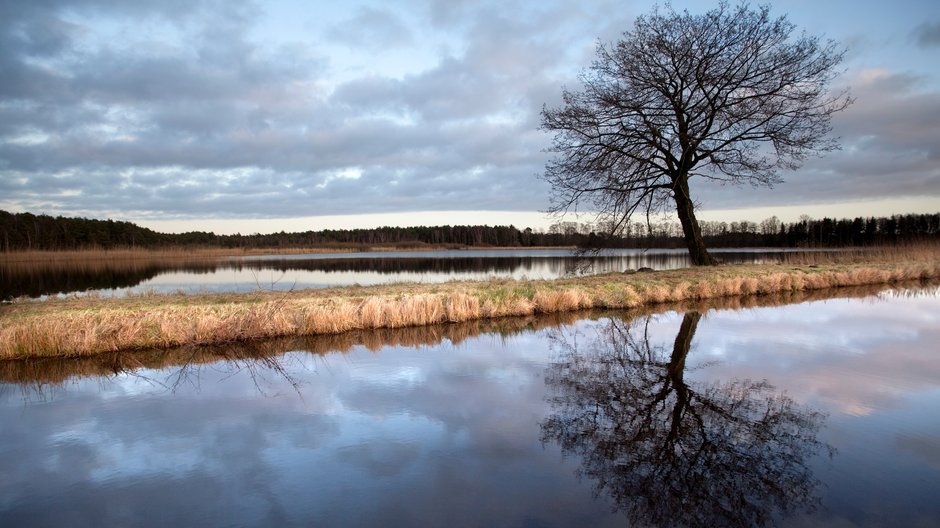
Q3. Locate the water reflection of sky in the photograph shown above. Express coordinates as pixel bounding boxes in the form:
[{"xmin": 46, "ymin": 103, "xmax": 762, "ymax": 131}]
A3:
[
  {"xmin": 688, "ymin": 290, "xmax": 940, "ymax": 416},
  {"xmin": 1, "ymin": 288, "xmax": 938, "ymax": 527},
  {"xmin": 106, "ymin": 252, "xmax": 685, "ymax": 296},
  {"xmin": 136, "ymin": 268, "xmax": 562, "ymax": 291},
  {"xmin": 7, "ymin": 248, "xmax": 837, "ymax": 299},
  {"xmin": 684, "ymin": 291, "xmax": 940, "ymax": 526}
]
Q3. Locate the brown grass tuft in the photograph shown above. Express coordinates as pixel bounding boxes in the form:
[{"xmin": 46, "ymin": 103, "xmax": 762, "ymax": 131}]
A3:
[
  {"xmin": 533, "ymin": 289, "xmax": 590, "ymax": 313},
  {"xmin": 444, "ymin": 292, "xmax": 480, "ymax": 322},
  {"xmin": 643, "ymin": 285, "xmax": 671, "ymax": 304},
  {"xmin": 691, "ymin": 281, "xmax": 714, "ymax": 300}
]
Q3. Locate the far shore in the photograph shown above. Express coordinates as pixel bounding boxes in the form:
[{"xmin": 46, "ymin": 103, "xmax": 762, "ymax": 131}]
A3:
[
  {"xmin": 2, "ymin": 243, "xmax": 938, "ymax": 360},
  {"xmin": 0, "ymin": 244, "xmax": 582, "ymax": 262}
]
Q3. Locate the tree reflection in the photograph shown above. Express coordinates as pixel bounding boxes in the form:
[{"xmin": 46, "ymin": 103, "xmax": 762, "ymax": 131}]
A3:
[{"xmin": 541, "ymin": 313, "xmax": 832, "ymax": 528}]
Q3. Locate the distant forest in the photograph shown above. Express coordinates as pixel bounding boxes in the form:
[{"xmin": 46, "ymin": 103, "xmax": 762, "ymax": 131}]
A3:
[{"xmin": 1, "ymin": 210, "xmax": 938, "ymax": 252}]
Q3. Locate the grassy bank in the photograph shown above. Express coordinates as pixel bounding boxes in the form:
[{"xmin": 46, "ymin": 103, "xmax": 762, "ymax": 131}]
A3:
[
  {"xmin": 2, "ymin": 246, "xmax": 938, "ymax": 359},
  {"xmin": 2, "ymin": 282, "xmax": 918, "ymax": 387}
]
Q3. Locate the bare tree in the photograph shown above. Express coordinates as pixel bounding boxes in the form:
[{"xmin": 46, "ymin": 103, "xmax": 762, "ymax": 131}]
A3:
[{"xmin": 541, "ymin": 2, "xmax": 852, "ymax": 265}]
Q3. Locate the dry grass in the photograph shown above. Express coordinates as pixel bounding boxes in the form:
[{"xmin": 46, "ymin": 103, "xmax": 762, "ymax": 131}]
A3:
[
  {"xmin": 0, "ymin": 312, "xmax": 585, "ymax": 386},
  {"xmin": 532, "ymin": 289, "xmax": 593, "ymax": 313},
  {"xmin": 2, "ymin": 244, "xmax": 939, "ymax": 359},
  {"xmin": 1, "ymin": 281, "xmax": 926, "ymax": 387}
]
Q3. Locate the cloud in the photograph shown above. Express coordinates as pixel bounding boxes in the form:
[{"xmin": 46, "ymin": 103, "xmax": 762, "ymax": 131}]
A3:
[
  {"xmin": 0, "ymin": 0, "xmax": 937, "ymax": 222},
  {"xmin": 913, "ymin": 20, "xmax": 940, "ymax": 48},
  {"xmin": 327, "ymin": 7, "xmax": 413, "ymax": 50},
  {"xmin": 0, "ymin": 0, "xmax": 596, "ymax": 219},
  {"xmin": 691, "ymin": 68, "xmax": 940, "ymax": 210}
]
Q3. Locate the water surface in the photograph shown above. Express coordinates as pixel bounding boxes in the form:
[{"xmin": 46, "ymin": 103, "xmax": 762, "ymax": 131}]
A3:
[
  {"xmin": 3, "ymin": 247, "xmax": 837, "ymax": 299},
  {"xmin": 2, "ymin": 285, "xmax": 938, "ymax": 527}
]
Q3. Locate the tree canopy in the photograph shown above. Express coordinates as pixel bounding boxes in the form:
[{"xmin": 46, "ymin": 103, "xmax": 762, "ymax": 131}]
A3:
[{"xmin": 541, "ymin": 2, "xmax": 852, "ymax": 264}]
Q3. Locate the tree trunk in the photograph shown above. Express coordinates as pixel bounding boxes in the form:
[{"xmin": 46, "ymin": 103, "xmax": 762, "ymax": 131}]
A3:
[{"xmin": 672, "ymin": 176, "xmax": 716, "ymax": 266}]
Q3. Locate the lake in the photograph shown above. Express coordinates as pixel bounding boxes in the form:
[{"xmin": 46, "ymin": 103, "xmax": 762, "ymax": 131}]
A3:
[
  {"xmin": 2, "ymin": 248, "xmax": 839, "ymax": 299},
  {"xmin": 2, "ymin": 284, "xmax": 938, "ymax": 527}
]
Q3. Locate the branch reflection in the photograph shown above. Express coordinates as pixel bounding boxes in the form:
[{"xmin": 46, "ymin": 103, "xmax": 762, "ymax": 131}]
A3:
[{"xmin": 541, "ymin": 312, "xmax": 832, "ymax": 527}]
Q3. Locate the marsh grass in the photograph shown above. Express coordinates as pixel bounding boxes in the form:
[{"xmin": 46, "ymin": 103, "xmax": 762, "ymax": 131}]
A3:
[
  {"xmin": 3, "ymin": 281, "xmax": 929, "ymax": 388},
  {"xmin": 2, "ymin": 244, "xmax": 939, "ymax": 359}
]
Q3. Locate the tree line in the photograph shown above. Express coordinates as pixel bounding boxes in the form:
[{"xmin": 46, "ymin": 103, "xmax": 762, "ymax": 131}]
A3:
[
  {"xmin": 591, "ymin": 214, "xmax": 940, "ymax": 249},
  {"xmin": 0, "ymin": 210, "xmax": 937, "ymax": 252}
]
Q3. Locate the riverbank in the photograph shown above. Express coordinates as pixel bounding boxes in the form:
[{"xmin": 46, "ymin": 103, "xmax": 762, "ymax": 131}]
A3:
[{"xmin": 2, "ymin": 244, "xmax": 938, "ymax": 359}]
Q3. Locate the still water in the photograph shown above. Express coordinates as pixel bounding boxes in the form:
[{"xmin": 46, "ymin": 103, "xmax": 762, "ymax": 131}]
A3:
[
  {"xmin": 3, "ymin": 248, "xmax": 833, "ymax": 299},
  {"xmin": 1, "ymin": 285, "xmax": 938, "ymax": 527}
]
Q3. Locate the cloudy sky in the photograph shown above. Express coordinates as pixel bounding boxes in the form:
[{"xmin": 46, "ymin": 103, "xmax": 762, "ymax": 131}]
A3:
[{"xmin": 1, "ymin": 0, "xmax": 938, "ymax": 234}]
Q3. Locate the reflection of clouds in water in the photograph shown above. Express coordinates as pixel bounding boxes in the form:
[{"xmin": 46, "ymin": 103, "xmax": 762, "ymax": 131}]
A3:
[
  {"xmin": 0, "ymin": 362, "xmax": 345, "ymax": 527},
  {"xmin": 897, "ymin": 434, "xmax": 940, "ymax": 471},
  {"xmin": 2, "ymin": 288, "xmax": 938, "ymax": 526},
  {"xmin": 1, "ymin": 470, "xmax": 235, "ymax": 528},
  {"xmin": 689, "ymin": 294, "xmax": 940, "ymax": 415},
  {"xmin": 0, "ymin": 330, "xmax": 615, "ymax": 527},
  {"xmin": 336, "ymin": 441, "xmax": 421, "ymax": 478},
  {"xmin": 337, "ymin": 334, "xmax": 552, "ymax": 458}
]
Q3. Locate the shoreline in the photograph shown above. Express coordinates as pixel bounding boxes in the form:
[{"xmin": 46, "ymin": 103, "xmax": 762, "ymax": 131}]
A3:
[
  {"xmin": 0, "ymin": 245, "xmax": 581, "ymax": 263},
  {"xmin": 3, "ymin": 253, "xmax": 939, "ymax": 360}
]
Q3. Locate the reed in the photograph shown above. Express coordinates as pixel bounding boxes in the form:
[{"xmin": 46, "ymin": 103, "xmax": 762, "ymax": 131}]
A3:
[{"xmin": 2, "ymin": 247, "xmax": 939, "ymax": 359}]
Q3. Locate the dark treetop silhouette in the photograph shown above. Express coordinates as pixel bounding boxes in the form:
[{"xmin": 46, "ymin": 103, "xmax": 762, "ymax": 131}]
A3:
[
  {"xmin": 541, "ymin": 313, "xmax": 832, "ymax": 527},
  {"xmin": 4, "ymin": 210, "xmax": 936, "ymax": 253},
  {"xmin": 541, "ymin": 3, "xmax": 852, "ymax": 265}
]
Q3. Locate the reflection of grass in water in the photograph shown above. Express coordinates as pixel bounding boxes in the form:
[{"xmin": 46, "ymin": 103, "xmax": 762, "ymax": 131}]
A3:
[{"xmin": 1, "ymin": 243, "xmax": 939, "ymax": 359}]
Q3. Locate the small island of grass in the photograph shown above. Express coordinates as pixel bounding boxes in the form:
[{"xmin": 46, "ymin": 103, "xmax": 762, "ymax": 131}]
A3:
[{"xmin": 2, "ymin": 244, "xmax": 937, "ymax": 360}]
